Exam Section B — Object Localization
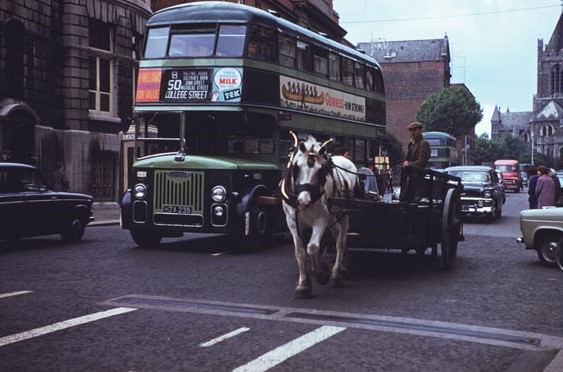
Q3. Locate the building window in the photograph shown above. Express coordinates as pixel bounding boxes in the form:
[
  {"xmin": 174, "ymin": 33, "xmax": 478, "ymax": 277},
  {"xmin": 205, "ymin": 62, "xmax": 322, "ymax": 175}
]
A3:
[
  {"xmin": 89, "ymin": 19, "xmax": 114, "ymax": 114},
  {"xmin": 5, "ymin": 19, "xmax": 25, "ymax": 99},
  {"xmin": 552, "ymin": 64, "xmax": 562, "ymax": 95},
  {"xmin": 540, "ymin": 125, "xmax": 554, "ymax": 137}
]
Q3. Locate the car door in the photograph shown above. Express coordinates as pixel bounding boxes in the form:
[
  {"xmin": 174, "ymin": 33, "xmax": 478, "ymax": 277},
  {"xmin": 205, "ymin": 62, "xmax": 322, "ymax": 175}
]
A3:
[
  {"xmin": 20, "ymin": 168, "xmax": 60, "ymax": 236},
  {"xmin": 0, "ymin": 167, "xmax": 26, "ymax": 239}
]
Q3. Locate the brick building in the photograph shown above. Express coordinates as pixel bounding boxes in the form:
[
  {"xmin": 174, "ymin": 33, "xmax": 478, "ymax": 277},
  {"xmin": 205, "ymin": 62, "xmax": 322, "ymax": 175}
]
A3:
[
  {"xmin": 0, "ymin": 0, "xmax": 151, "ymax": 201},
  {"xmin": 151, "ymin": 0, "xmax": 348, "ymax": 43},
  {"xmin": 358, "ymin": 36, "xmax": 452, "ymax": 150}
]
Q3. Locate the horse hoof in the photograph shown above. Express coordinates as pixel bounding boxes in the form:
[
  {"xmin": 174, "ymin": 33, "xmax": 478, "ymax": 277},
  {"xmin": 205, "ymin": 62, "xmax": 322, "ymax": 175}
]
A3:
[
  {"xmin": 315, "ymin": 272, "xmax": 331, "ymax": 285},
  {"xmin": 331, "ymin": 277, "xmax": 344, "ymax": 288},
  {"xmin": 294, "ymin": 288, "xmax": 313, "ymax": 299}
]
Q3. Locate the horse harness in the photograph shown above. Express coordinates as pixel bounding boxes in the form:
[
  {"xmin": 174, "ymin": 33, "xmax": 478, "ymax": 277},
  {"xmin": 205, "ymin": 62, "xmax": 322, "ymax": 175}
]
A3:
[{"xmin": 279, "ymin": 148, "xmax": 355, "ymax": 241}]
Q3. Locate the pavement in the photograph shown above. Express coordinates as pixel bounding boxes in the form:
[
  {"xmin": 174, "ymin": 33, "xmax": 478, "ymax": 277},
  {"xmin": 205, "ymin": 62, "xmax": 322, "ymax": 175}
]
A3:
[{"xmin": 89, "ymin": 202, "xmax": 121, "ymax": 227}]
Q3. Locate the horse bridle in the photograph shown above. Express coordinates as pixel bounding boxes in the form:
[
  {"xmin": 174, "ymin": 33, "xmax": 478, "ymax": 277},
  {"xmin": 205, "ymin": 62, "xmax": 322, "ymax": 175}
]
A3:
[{"xmin": 279, "ymin": 133, "xmax": 333, "ymax": 208}]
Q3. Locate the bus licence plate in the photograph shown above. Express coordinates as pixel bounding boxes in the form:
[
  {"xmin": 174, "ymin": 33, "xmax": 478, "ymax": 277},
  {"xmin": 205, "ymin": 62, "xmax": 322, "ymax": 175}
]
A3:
[{"xmin": 163, "ymin": 205, "xmax": 192, "ymax": 214}]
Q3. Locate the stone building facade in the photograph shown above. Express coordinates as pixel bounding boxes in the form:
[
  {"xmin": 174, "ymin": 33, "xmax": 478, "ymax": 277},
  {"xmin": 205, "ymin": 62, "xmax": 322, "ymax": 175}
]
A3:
[
  {"xmin": 357, "ymin": 36, "xmax": 452, "ymax": 150},
  {"xmin": 0, "ymin": 0, "xmax": 151, "ymax": 200},
  {"xmin": 492, "ymin": 11, "xmax": 563, "ymax": 165}
]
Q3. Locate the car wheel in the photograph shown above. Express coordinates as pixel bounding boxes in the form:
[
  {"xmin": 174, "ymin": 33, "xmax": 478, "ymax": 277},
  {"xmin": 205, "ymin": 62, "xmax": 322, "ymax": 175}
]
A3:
[
  {"xmin": 131, "ymin": 229, "xmax": 162, "ymax": 248},
  {"xmin": 536, "ymin": 232, "xmax": 559, "ymax": 266},
  {"xmin": 61, "ymin": 217, "xmax": 86, "ymax": 243}
]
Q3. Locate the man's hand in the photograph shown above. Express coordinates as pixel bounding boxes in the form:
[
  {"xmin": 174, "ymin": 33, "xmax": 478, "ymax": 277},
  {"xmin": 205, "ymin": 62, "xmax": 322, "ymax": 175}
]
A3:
[{"xmin": 403, "ymin": 160, "xmax": 409, "ymax": 167}]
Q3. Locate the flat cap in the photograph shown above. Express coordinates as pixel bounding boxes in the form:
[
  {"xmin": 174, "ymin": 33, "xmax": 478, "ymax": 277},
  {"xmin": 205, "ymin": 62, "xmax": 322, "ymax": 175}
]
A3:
[{"xmin": 407, "ymin": 121, "xmax": 423, "ymax": 130}]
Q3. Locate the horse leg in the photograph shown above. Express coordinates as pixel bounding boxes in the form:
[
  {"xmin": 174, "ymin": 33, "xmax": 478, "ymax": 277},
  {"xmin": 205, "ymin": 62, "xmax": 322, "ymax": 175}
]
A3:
[
  {"xmin": 294, "ymin": 237, "xmax": 312, "ymax": 298},
  {"xmin": 308, "ymin": 223, "xmax": 330, "ymax": 285},
  {"xmin": 331, "ymin": 217, "xmax": 350, "ymax": 288},
  {"xmin": 283, "ymin": 205, "xmax": 313, "ymax": 299}
]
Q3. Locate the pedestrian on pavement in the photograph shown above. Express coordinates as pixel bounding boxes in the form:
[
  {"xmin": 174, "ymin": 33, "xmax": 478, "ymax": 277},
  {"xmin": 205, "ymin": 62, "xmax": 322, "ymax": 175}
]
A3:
[
  {"xmin": 535, "ymin": 166, "xmax": 556, "ymax": 209},
  {"xmin": 549, "ymin": 168, "xmax": 562, "ymax": 206},
  {"xmin": 527, "ymin": 167, "xmax": 539, "ymax": 209}
]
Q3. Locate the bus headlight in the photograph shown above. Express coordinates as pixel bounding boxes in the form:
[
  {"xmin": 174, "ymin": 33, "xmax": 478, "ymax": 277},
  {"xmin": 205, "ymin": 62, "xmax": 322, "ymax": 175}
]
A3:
[
  {"xmin": 484, "ymin": 190, "xmax": 492, "ymax": 198},
  {"xmin": 211, "ymin": 186, "xmax": 227, "ymax": 202},
  {"xmin": 134, "ymin": 184, "xmax": 147, "ymax": 199}
]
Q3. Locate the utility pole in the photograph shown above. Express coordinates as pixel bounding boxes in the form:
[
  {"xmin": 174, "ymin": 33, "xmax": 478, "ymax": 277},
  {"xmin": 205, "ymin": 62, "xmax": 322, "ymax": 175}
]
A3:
[{"xmin": 531, "ymin": 129, "xmax": 535, "ymax": 165}]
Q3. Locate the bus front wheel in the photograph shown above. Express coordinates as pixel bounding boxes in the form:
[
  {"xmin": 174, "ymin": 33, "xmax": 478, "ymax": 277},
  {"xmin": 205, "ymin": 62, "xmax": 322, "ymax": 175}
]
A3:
[{"xmin": 237, "ymin": 206, "xmax": 272, "ymax": 252}]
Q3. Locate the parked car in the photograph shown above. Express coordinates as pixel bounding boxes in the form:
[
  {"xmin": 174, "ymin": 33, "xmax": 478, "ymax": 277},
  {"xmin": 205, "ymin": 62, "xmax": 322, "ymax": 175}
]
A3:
[
  {"xmin": 445, "ymin": 165, "xmax": 505, "ymax": 221},
  {"xmin": 0, "ymin": 162, "xmax": 94, "ymax": 242},
  {"xmin": 517, "ymin": 207, "xmax": 563, "ymax": 267}
]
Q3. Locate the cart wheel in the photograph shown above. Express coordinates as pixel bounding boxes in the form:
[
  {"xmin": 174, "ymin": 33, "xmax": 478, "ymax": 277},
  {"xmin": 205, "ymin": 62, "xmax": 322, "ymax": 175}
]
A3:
[{"xmin": 439, "ymin": 188, "xmax": 461, "ymax": 270}]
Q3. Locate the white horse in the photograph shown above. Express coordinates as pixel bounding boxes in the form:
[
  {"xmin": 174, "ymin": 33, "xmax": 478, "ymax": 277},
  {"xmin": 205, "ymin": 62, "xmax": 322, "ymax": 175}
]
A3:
[{"xmin": 280, "ymin": 134, "xmax": 358, "ymax": 298}]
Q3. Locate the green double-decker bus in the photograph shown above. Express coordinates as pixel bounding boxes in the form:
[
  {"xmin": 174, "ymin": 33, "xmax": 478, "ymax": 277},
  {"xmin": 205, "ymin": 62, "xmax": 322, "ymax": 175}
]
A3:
[{"xmin": 121, "ymin": 1, "xmax": 386, "ymax": 249}]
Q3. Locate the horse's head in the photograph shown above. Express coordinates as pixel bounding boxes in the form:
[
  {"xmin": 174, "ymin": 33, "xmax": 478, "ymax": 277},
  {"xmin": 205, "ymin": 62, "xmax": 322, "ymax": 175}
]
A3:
[{"xmin": 289, "ymin": 136, "xmax": 332, "ymax": 210}]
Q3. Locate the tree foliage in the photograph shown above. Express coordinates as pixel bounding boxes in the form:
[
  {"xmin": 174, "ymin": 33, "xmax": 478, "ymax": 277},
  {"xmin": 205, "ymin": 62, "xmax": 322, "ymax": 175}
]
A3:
[
  {"xmin": 470, "ymin": 133, "xmax": 557, "ymax": 167},
  {"xmin": 416, "ymin": 86, "xmax": 483, "ymax": 137}
]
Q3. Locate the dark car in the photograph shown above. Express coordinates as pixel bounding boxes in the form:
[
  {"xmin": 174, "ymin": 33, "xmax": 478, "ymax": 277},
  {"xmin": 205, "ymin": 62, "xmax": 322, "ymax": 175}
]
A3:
[
  {"xmin": 0, "ymin": 163, "xmax": 94, "ymax": 242},
  {"xmin": 445, "ymin": 165, "xmax": 505, "ymax": 221}
]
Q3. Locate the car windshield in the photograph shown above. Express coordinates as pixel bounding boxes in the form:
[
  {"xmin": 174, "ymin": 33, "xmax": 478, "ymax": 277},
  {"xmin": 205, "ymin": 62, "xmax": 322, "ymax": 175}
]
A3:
[
  {"xmin": 496, "ymin": 165, "xmax": 515, "ymax": 172},
  {"xmin": 449, "ymin": 170, "xmax": 489, "ymax": 184}
]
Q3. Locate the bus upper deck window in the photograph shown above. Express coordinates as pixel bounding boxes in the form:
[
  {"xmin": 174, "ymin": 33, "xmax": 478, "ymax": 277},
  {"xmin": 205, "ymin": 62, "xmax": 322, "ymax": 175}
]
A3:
[
  {"xmin": 354, "ymin": 63, "xmax": 365, "ymax": 89},
  {"xmin": 366, "ymin": 67, "xmax": 375, "ymax": 91},
  {"xmin": 342, "ymin": 57, "xmax": 354, "ymax": 86},
  {"xmin": 329, "ymin": 53, "xmax": 340, "ymax": 81},
  {"xmin": 216, "ymin": 25, "xmax": 246, "ymax": 57},
  {"xmin": 169, "ymin": 29, "xmax": 215, "ymax": 57},
  {"xmin": 279, "ymin": 35, "xmax": 296, "ymax": 67},
  {"xmin": 144, "ymin": 27, "xmax": 169, "ymax": 58},
  {"xmin": 247, "ymin": 25, "xmax": 275, "ymax": 62},
  {"xmin": 313, "ymin": 46, "xmax": 328, "ymax": 76},
  {"xmin": 296, "ymin": 41, "xmax": 312, "ymax": 71}
]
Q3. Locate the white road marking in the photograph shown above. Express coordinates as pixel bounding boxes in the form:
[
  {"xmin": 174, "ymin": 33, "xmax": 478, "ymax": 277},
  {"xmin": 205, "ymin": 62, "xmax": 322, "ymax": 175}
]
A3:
[
  {"xmin": 199, "ymin": 327, "xmax": 250, "ymax": 347},
  {"xmin": 0, "ymin": 291, "xmax": 33, "ymax": 299},
  {"xmin": 544, "ymin": 349, "xmax": 563, "ymax": 372},
  {"xmin": 232, "ymin": 325, "xmax": 345, "ymax": 372},
  {"xmin": 0, "ymin": 307, "xmax": 137, "ymax": 347}
]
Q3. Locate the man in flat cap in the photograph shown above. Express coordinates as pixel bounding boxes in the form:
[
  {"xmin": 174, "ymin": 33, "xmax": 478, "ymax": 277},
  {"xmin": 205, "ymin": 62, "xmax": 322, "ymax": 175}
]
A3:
[{"xmin": 400, "ymin": 121, "xmax": 430, "ymax": 202}]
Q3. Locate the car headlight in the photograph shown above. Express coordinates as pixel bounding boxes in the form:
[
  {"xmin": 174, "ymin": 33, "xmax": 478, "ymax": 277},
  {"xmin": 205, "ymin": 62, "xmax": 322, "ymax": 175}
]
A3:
[
  {"xmin": 211, "ymin": 185, "xmax": 227, "ymax": 202},
  {"xmin": 134, "ymin": 183, "xmax": 147, "ymax": 199},
  {"xmin": 484, "ymin": 190, "xmax": 492, "ymax": 198}
]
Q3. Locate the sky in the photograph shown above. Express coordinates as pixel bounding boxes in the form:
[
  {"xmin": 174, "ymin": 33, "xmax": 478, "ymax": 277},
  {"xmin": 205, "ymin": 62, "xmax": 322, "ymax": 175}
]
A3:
[{"xmin": 332, "ymin": 0, "xmax": 562, "ymax": 137}]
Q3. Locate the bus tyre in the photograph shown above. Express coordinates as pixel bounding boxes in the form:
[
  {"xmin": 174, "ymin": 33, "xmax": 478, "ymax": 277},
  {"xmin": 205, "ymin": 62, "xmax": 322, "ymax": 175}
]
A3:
[
  {"xmin": 238, "ymin": 206, "xmax": 272, "ymax": 252},
  {"xmin": 131, "ymin": 229, "xmax": 162, "ymax": 248}
]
